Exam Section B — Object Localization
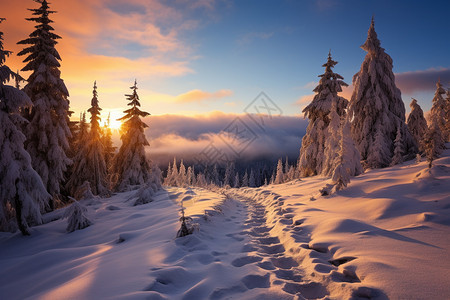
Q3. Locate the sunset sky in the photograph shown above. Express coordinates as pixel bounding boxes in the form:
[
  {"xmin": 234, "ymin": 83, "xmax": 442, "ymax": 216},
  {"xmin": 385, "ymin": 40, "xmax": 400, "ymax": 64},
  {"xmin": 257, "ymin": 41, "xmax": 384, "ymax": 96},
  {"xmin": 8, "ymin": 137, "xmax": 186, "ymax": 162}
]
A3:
[
  {"xmin": 1, "ymin": 0, "xmax": 449, "ymax": 163},
  {"xmin": 2, "ymin": 0, "xmax": 449, "ymax": 117}
]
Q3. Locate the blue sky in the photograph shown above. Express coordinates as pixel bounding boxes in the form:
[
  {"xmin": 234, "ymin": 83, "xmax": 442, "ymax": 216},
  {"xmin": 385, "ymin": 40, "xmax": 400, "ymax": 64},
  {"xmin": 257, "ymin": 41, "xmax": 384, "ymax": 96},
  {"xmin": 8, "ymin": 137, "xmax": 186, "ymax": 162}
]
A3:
[{"xmin": 151, "ymin": 0, "xmax": 449, "ymax": 115}]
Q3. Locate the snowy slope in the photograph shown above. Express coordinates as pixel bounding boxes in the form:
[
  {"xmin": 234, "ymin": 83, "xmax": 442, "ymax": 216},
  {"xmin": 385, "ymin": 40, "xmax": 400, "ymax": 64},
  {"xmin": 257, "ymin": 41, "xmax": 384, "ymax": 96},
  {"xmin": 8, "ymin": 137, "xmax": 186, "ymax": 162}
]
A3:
[
  {"xmin": 232, "ymin": 150, "xmax": 450, "ymax": 299},
  {"xmin": 1, "ymin": 151, "xmax": 449, "ymax": 299}
]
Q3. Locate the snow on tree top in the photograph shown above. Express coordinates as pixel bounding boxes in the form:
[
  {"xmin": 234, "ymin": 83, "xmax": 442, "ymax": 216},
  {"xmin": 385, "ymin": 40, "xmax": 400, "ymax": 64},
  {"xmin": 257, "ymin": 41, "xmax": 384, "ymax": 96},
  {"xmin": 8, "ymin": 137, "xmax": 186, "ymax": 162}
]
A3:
[{"xmin": 361, "ymin": 16, "xmax": 382, "ymax": 54}]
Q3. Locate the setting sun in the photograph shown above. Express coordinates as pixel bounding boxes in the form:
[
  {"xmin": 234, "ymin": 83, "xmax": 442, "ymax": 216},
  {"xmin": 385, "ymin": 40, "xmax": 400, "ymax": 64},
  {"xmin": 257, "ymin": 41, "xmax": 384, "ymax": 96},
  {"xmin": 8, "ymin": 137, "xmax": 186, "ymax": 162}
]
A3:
[{"xmin": 103, "ymin": 110, "xmax": 123, "ymax": 130}]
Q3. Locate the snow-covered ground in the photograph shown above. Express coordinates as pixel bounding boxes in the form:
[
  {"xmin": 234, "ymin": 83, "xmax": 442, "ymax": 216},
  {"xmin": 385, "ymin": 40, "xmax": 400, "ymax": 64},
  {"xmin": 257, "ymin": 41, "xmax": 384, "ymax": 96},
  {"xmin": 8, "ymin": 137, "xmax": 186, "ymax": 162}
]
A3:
[{"xmin": 1, "ymin": 151, "xmax": 449, "ymax": 299}]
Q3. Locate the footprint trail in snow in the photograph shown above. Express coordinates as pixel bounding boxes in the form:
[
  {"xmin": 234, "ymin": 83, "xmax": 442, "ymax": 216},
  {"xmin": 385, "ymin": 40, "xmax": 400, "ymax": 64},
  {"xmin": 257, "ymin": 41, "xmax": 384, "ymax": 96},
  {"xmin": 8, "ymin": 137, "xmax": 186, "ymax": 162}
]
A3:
[{"xmin": 145, "ymin": 193, "xmax": 328, "ymax": 300}]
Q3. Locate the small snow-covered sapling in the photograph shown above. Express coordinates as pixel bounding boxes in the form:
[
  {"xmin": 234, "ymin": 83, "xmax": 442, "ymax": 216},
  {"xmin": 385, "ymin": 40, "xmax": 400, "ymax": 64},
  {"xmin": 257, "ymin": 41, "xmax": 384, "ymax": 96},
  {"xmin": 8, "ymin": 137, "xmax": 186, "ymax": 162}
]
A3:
[
  {"xmin": 64, "ymin": 199, "xmax": 92, "ymax": 232},
  {"xmin": 176, "ymin": 204, "xmax": 193, "ymax": 238}
]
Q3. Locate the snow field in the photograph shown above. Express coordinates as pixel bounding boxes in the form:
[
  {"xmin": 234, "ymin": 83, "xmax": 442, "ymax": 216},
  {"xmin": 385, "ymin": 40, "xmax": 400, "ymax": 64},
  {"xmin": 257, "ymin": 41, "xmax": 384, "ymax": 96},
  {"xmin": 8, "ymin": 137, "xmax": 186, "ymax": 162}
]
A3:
[{"xmin": 1, "ymin": 150, "xmax": 449, "ymax": 299}]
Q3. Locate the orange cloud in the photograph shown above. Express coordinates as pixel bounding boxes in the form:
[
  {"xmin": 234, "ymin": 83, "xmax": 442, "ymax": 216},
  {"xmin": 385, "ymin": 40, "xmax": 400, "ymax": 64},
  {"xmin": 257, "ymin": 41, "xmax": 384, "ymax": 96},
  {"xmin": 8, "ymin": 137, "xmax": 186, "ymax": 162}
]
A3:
[
  {"xmin": 1, "ymin": 0, "xmax": 214, "ymax": 118},
  {"xmin": 175, "ymin": 89, "xmax": 233, "ymax": 103},
  {"xmin": 295, "ymin": 94, "xmax": 314, "ymax": 112}
]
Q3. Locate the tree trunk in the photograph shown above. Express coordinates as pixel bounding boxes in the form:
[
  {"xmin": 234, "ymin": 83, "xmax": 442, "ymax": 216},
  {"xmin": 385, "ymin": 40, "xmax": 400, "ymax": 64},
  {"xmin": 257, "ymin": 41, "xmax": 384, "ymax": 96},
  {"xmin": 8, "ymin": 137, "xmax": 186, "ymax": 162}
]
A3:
[{"xmin": 15, "ymin": 180, "xmax": 30, "ymax": 236}]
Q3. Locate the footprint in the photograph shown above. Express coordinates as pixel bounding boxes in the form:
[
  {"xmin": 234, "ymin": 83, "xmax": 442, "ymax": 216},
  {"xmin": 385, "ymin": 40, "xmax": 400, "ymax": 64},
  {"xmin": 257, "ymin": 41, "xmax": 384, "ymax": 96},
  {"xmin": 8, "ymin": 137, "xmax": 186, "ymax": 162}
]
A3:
[
  {"xmin": 253, "ymin": 226, "xmax": 271, "ymax": 234},
  {"xmin": 259, "ymin": 244, "xmax": 285, "ymax": 255},
  {"xmin": 293, "ymin": 219, "xmax": 305, "ymax": 226},
  {"xmin": 329, "ymin": 256, "xmax": 356, "ymax": 266},
  {"xmin": 257, "ymin": 261, "xmax": 275, "ymax": 270},
  {"xmin": 257, "ymin": 236, "xmax": 280, "ymax": 245},
  {"xmin": 225, "ymin": 233, "xmax": 245, "ymax": 241},
  {"xmin": 351, "ymin": 286, "xmax": 380, "ymax": 298},
  {"xmin": 209, "ymin": 284, "xmax": 247, "ymax": 299},
  {"xmin": 283, "ymin": 282, "xmax": 328, "ymax": 298},
  {"xmin": 308, "ymin": 243, "xmax": 329, "ymax": 253},
  {"xmin": 231, "ymin": 256, "xmax": 263, "ymax": 267},
  {"xmin": 241, "ymin": 273, "xmax": 270, "ymax": 289},
  {"xmin": 278, "ymin": 219, "xmax": 292, "ymax": 225},
  {"xmin": 274, "ymin": 269, "xmax": 302, "ymax": 282},
  {"xmin": 270, "ymin": 257, "xmax": 299, "ymax": 269},
  {"xmin": 241, "ymin": 243, "xmax": 258, "ymax": 252},
  {"xmin": 145, "ymin": 267, "xmax": 195, "ymax": 293},
  {"xmin": 314, "ymin": 263, "xmax": 333, "ymax": 274}
]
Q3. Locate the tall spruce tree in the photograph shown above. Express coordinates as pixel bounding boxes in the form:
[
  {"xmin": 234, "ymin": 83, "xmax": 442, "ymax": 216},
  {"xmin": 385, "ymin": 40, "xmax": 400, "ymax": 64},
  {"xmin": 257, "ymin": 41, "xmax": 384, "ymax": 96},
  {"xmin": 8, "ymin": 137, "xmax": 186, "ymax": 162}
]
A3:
[
  {"xmin": 390, "ymin": 127, "xmax": 404, "ymax": 166},
  {"xmin": 234, "ymin": 172, "xmax": 240, "ymax": 188},
  {"xmin": 242, "ymin": 170, "xmax": 249, "ymax": 187},
  {"xmin": 445, "ymin": 89, "xmax": 450, "ymax": 142},
  {"xmin": 66, "ymin": 82, "xmax": 108, "ymax": 196},
  {"xmin": 423, "ymin": 122, "xmax": 444, "ymax": 168},
  {"xmin": 299, "ymin": 51, "xmax": 348, "ymax": 176},
  {"xmin": 112, "ymin": 80, "xmax": 151, "ymax": 191},
  {"xmin": 102, "ymin": 113, "xmax": 116, "ymax": 173},
  {"xmin": 407, "ymin": 98, "xmax": 427, "ymax": 153},
  {"xmin": 17, "ymin": 0, "xmax": 71, "ymax": 207},
  {"xmin": 249, "ymin": 169, "xmax": 256, "ymax": 187},
  {"xmin": 0, "ymin": 18, "xmax": 50, "ymax": 235},
  {"xmin": 348, "ymin": 18, "xmax": 417, "ymax": 168},
  {"xmin": 429, "ymin": 80, "xmax": 447, "ymax": 143},
  {"xmin": 331, "ymin": 117, "xmax": 363, "ymax": 191},
  {"xmin": 224, "ymin": 162, "xmax": 234, "ymax": 187},
  {"xmin": 274, "ymin": 158, "xmax": 284, "ymax": 184},
  {"xmin": 322, "ymin": 98, "xmax": 342, "ymax": 176}
]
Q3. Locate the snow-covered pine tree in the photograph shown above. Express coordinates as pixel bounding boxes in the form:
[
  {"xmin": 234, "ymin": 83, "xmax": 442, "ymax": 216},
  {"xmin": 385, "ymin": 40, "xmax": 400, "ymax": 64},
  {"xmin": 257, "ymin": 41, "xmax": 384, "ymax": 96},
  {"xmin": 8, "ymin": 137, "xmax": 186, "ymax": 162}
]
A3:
[
  {"xmin": 0, "ymin": 18, "xmax": 50, "ymax": 235},
  {"xmin": 348, "ymin": 18, "xmax": 417, "ymax": 169},
  {"xmin": 102, "ymin": 113, "xmax": 116, "ymax": 174},
  {"xmin": 163, "ymin": 161, "xmax": 172, "ymax": 186},
  {"xmin": 423, "ymin": 122, "xmax": 444, "ymax": 168},
  {"xmin": 322, "ymin": 98, "xmax": 342, "ymax": 176},
  {"xmin": 429, "ymin": 80, "xmax": 447, "ymax": 143},
  {"xmin": 149, "ymin": 164, "xmax": 162, "ymax": 189},
  {"xmin": 65, "ymin": 111, "xmax": 87, "ymax": 189},
  {"xmin": 274, "ymin": 158, "xmax": 284, "ymax": 184},
  {"xmin": 234, "ymin": 172, "xmax": 240, "ymax": 188},
  {"xmin": 285, "ymin": 166, "xmax": 293, "ymax": 182},
  {"xmin": 170, "ymin": 158, "xmax": 179, "ymax": 186},
  {"xmin": 212, "ymin": 164, "xmax": 220, "ymax": 186},
  {"xmin": 390, "ymin": 127, "xmax": 404, "ymax": 166},
  {"xmin": 77, "ymin": 112, "xmax": 88, "ymax": 146},
  {"xmin": 196, "ymin": 172, "xmax": 207, "ymax": 187},
  {"xmin": 186, "ymin": 166, "xmax": 194, "ymax": 186},
  {"xmin": 284, "ymin": 156, "xmax": 289, "ymax": 175},
  {"xmin": 178, "ymin": 160, "xmax": 186, "ymax": 187},
  {"xmin": 112, "ymin": 80, "xmax": 151, "ymax": 191},
  {"xmin": 299, "ymin": 51, "xmax": 348, "ymax": 176},
  {"xmin": 407, "ymin": 98, "xmax": 428, "ymax": 153},
  {"xmin": 224, "ymin": 162, "xmax": 234, "ymax": 187},
  {"xmin": 331, "ymin": 117, "xmax": 363, "ymax": 191},
  {"xmin": 270, "ymin": 173, "xmax": 275, "ymax": 185},
  {"xmin": 242, "ymin": 170, "xmax": 249, "ymax": 187},
  {"xmin": 17, "ymin": 0, "xmax": 71, "ymax": 208},
  {"xmin": 66, "ymin": 82, "xmax": 108, "ymax": 196},
  {"xmin": 64, "ymin": 200, "xmax": 91, "ymax": 233},
  {"xmin": 249, "ymin": 169, "xmax": 256, "ymax": 187},
  {"xmin": 445, "ymin": 89, "xmax": 450, "ymax": 142}
]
